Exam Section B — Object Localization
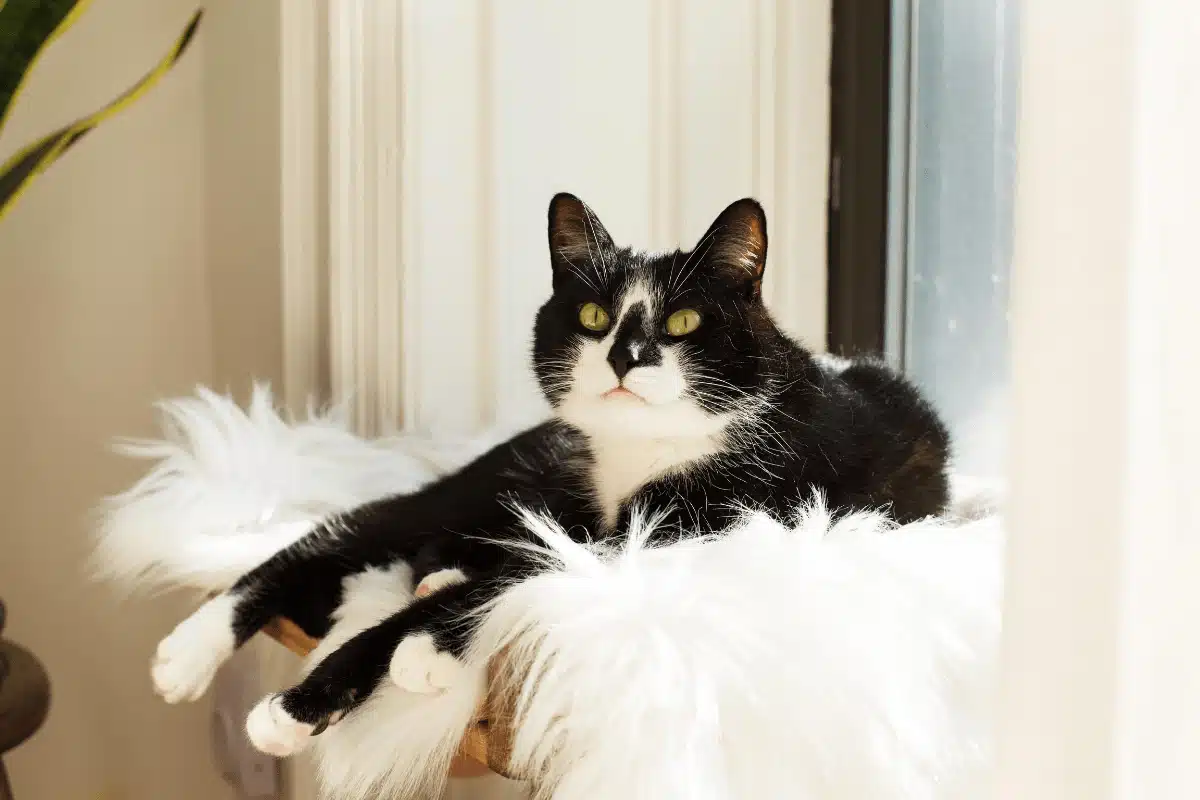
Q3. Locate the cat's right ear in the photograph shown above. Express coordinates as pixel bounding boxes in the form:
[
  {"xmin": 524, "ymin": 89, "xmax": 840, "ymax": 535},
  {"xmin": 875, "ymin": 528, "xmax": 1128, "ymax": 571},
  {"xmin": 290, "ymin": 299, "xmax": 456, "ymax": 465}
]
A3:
[{"xmin": 547, "ymin": 193, "xmax": 615, "ymax": 277}]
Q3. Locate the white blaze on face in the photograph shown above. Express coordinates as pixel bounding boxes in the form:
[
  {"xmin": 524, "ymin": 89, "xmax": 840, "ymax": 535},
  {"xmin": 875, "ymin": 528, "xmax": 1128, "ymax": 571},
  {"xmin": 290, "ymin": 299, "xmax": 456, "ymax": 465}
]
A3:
[
  {"xmin": 615, "ymin": 279, "xmax": 657, "ymax": 324},
  {"xmin": 557, "ymin": 276, "xmax": 729, "ymax": 440}
]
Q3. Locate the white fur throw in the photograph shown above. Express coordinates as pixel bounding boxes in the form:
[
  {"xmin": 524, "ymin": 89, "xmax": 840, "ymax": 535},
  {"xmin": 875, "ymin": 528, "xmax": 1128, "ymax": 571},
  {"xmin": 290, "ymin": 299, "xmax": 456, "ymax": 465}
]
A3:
[{"xmin": 95, "ymin": 386, "xmax": 1002, "ymax": 799}]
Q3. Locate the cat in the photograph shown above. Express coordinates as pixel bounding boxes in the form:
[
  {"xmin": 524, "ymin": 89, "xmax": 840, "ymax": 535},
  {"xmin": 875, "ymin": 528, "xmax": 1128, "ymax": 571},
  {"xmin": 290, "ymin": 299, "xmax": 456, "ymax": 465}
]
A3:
[{"xmin": 149, "ymin": 193, "xmax": 951, "ymax": 756}]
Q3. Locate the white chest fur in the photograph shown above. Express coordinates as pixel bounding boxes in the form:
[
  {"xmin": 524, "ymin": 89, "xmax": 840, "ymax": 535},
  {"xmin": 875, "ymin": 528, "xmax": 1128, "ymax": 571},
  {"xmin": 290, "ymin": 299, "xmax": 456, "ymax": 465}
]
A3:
[{"xmin": 587, "ymin": 434, "xmax": 725, "ymax": 529}]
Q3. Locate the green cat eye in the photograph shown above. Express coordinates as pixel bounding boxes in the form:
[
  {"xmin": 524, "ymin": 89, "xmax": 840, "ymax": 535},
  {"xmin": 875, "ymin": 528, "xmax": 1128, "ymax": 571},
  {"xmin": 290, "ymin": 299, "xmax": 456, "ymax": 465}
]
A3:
[
  {"xmin": 579, "ymin": 302, "xmax": 611, "ymax": 332},
  {"xmin": 665, "ymin": 308, "xmax": 702, "ymax": 337}
]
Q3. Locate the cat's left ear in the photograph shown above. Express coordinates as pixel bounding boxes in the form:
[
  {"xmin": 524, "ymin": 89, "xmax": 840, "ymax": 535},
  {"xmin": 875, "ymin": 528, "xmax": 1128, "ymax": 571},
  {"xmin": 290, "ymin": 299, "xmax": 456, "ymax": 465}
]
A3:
[
  {"xmin": 547, "ymin": 192, "xmax": 616, "ymax": 277},
  {"xmin": 696, "ymin": 198, "xmax": 768, "ymax": 297}
]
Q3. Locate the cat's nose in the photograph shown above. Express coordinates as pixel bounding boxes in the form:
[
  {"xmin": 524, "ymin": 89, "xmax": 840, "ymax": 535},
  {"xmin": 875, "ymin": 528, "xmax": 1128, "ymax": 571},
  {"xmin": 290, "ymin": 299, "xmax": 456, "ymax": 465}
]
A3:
[{"xmin": 607, "ymin": 345, "xmax": 639, "ymax": 380}]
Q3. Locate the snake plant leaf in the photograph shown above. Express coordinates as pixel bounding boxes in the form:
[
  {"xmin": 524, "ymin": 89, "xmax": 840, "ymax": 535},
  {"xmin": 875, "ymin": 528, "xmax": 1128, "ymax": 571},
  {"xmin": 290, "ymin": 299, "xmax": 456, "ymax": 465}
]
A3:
[
  {"xmin": 0, "ymin": 0, "xmax": 91, "ymax": 135},
  {"xmin": 0, "ymin": 5, "xmax": 202, "ymax": 223}
]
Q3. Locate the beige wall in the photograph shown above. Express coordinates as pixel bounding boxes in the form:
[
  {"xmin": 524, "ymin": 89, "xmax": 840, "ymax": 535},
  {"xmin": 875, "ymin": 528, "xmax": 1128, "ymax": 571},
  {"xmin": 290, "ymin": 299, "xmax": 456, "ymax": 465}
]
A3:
[
  {"xmin": 0, "ymin": 1, "xmax": 276, "ymax": 797},
  {"xmin": 204, "ymin": 0, "xmax": 285, "ymax": 398}
]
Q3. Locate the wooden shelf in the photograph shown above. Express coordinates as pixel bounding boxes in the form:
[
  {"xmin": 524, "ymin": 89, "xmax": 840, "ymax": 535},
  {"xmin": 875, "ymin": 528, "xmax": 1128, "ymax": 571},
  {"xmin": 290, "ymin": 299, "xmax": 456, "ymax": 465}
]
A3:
[{"xmin": 262, "ymin": 618, "xmax": 510, "ymax": 778}]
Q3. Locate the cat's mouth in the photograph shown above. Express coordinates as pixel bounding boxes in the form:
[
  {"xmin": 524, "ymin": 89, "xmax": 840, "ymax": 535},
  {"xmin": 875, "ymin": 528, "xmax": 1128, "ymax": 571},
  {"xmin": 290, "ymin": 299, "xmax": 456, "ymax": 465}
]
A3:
[{"xmin": 602, "ymin": 386, "xmax": 645, "ymax": 402}]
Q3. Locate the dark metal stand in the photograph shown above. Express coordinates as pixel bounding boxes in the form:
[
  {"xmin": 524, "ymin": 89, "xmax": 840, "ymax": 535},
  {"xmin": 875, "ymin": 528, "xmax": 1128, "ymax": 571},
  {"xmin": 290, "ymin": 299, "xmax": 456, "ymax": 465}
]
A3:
[{"xmin": 0, "ymin": 599, "xmax": 51, "ymax": 800}]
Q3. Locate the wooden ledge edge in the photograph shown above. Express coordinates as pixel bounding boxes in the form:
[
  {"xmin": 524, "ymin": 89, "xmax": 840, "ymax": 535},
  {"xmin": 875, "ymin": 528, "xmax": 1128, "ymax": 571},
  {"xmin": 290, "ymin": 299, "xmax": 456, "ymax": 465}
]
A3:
[{"xmin": 262, "ymin": 618, "xmax": 509, "ymax": 779}]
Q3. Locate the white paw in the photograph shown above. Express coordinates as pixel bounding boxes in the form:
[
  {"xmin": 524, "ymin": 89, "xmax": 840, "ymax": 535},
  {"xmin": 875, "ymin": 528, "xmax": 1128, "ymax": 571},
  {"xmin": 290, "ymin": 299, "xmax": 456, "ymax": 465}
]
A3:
[
  {"xmin": 415, "ymin": 568, "xmax": 468, "ymax": 598},
  {"xmin": 389, "ymin": 633, "xmax": 466, "ymax": 694},
  {"xmin": 246, "ymin": 695, "xmax": 315, "ymax": 757},
  {"xmin": 151, "ymin": 595, "xmax": 237, "ymax": 704}
]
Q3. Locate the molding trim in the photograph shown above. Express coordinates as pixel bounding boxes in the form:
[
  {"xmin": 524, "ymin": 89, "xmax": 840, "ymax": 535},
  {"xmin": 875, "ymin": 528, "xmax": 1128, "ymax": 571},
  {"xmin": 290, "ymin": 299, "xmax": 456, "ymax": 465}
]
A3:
[
  {"xmin": 328, "ymin": 0, "xmax": 404, "ymax": 434},
  {"xmin": 768, "ymin": 0, "xmax": 832, "ymax": 349},
  {"xmin": 396, "ymin": 1, "xmax": 490, "ymax": 436},
  {"xmin": 280, "ymin": 0, "xmax": 326, "ymax": 415}
]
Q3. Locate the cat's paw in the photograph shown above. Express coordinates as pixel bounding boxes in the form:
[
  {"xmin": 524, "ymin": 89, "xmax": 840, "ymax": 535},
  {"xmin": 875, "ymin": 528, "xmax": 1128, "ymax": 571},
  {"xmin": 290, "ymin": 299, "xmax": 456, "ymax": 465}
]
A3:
[
  {"xmin": 414, "ymin": 568, "xmax": 468, "ymax": 598},
  {"xmin": 151, "ymin": 595, "xmax": 237, "ymax": 703},
  {"xmin": 246, "ymin": 695, "xmax": 315, "ymax": 757},
  {"xmin": 389, "ymin": 632, "xmax": 466, "ymax": 694}
]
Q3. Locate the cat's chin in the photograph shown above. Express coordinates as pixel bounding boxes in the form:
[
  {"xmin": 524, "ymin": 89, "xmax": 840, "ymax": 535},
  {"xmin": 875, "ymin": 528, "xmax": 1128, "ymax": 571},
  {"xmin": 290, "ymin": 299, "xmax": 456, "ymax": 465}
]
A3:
[{"xmin": 558, "ymin": 395, "xmax": 733, "ymax": 440}]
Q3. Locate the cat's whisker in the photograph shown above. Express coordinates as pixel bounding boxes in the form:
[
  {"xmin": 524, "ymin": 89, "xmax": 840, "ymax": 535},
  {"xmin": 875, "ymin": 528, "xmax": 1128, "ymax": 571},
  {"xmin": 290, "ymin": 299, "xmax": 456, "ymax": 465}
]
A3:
[
  {"xmin": 669, "ymin": 226, "xmax": 720, "ymax": 299},
  {"xmin": 582, "ymin": 207, "xmax": 610, "ymax": 277}
]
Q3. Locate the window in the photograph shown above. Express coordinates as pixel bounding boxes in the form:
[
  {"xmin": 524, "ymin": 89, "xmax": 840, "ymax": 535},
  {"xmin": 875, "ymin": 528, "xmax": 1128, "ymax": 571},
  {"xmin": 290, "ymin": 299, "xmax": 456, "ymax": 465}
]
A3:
[
  {"xmin": 894, "ymin": 0, "xmax": 1018, "ymax": 478},
  {"xmin": 828, "ymin": 0, "xmax": 1019, "ymax": 478}
]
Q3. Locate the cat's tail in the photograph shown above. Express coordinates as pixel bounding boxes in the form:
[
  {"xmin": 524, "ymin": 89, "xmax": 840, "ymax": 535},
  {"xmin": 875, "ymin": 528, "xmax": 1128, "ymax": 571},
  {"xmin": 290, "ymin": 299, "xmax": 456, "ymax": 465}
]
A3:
[{"xmin": 92, "ymin": 384, "xmax": 459, "ymax": 593}]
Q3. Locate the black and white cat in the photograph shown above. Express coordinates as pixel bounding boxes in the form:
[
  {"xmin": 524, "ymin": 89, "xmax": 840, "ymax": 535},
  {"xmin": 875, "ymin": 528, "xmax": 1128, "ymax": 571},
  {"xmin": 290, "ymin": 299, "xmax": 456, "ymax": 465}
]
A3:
[{"xmin": 150, "ymin": 194, "xmax": 950, "ymax": 756}]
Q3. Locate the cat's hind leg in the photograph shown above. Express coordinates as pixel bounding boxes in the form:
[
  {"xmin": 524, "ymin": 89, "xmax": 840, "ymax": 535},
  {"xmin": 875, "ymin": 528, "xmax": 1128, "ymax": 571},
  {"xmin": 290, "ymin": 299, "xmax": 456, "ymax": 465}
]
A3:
[{"xmin": 244, "ymin": 578, "xmax": 490, "ymax": 756}]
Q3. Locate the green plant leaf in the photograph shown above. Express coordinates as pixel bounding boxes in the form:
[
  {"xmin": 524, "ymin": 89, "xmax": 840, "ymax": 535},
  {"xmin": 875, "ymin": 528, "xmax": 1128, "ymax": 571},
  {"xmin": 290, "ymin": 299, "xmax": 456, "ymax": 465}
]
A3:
[
  {"xmin": 0, "ymin": 7, "xmax": 202, "ymax": 223},
  {"xmin": 0, "ymin": 0, "xmax": 90, "ymax": 136}
]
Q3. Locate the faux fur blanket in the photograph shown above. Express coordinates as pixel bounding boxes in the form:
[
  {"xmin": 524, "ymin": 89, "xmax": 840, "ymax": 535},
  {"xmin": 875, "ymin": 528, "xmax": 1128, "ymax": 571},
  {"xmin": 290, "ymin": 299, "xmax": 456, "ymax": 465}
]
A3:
[{"xmin": 95, "ymin": 386, "xmax": 1003, "ymax": 799}]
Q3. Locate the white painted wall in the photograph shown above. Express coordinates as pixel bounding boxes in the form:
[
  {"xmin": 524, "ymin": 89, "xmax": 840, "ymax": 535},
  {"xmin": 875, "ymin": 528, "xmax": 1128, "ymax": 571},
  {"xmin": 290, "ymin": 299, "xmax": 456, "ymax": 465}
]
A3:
[
  {"xmin": 317, "ymin": 0, "xmax": 832, "ymax": 439},
  {"xmin": 997, "ymin": 2, "xmax": 1200, "ymax": 797}
]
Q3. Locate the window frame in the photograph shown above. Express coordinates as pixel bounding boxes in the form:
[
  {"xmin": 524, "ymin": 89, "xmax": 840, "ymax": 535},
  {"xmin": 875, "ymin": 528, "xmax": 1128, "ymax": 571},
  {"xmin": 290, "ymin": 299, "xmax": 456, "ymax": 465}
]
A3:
[{"xmin": 824, "ymin": 0, "xmax": 893, "ymax": 360}]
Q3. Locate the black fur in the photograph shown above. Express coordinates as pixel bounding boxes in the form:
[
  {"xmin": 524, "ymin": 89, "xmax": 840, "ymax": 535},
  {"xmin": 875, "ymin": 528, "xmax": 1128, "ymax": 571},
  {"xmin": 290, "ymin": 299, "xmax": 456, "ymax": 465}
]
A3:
[{"xmin": 211, "ymin": 194, "xmax": 951, "ymax": 731}]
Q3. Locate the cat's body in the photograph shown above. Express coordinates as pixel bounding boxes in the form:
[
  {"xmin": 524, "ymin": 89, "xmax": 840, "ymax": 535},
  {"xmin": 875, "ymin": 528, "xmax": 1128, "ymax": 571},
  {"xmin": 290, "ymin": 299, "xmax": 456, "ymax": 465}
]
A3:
[{"xmin": 149, "ymin": 194, "xmax": 950, "ymax": 757}]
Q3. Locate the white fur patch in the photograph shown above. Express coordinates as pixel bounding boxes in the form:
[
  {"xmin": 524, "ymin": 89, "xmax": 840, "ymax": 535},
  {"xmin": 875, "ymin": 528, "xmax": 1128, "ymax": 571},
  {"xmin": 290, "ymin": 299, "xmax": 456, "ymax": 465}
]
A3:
[
  {"xmin": 389, "ymin": 633, "xmax": 467, "ymax": 694},
  {"xmin": 588, "ymin": 432, "xmax": 726, "ymax": 529},
  {"xmin": 814, "ymin": 352, "xmax": 855, "ymax": 374},
  {"xmin": 303, "ymin": 563, "xmax": 416, "ymax": 671},
  {"xmin": 151, "ymin": 593, "xmax": 238, "ymax": 703},
  {"xmin": 246, "ymin": 694, "xmax": 315, "ymax": 757},
  {"xmin": 415, "ymin": 568, "xmax": 468, "ymax": 598},
  {"xmin": 558, "ymin": 330, "xmax": 737, "ymax": 458},
  {"xmin": 615, "ymin": 277, "xmax": 658, "ymax": 323},
  {"xmin": 555, "ymin": 272, "xmax": 747, "ymax": 458}
]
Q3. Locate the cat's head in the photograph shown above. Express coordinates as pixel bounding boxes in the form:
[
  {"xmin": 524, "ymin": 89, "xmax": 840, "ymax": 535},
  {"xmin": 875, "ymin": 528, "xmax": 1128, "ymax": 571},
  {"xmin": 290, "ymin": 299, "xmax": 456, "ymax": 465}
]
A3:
[{"xmin": 532, "ymin": 193, "xmax": 779, "ymax": 440}]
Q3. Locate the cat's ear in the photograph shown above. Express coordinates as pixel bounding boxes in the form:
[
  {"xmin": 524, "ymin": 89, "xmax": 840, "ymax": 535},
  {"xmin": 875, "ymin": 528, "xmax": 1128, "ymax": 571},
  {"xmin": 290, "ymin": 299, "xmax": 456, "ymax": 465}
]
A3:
[
  {"xmin": 547, "ymin": 192, "xmax": 615, "ymax": 275},
  {"xmin": 695, "ymin": 198, "xmax": 768, "ymax": 295}
]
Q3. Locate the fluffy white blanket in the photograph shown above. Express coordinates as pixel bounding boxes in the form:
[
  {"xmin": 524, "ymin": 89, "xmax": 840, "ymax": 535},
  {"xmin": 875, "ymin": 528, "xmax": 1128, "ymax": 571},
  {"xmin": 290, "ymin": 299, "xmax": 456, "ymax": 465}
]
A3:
[{"xmin": 96, "ymin": 386, "xmax": 1003, "ymax": 799}]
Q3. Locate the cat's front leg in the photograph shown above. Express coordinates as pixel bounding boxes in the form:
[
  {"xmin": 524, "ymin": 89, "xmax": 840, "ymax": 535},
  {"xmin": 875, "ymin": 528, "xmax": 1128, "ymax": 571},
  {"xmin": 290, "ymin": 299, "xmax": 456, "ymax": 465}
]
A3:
[
  {"xmin": 245, "ymin": 578, "xmax": 495, "ymax": 756},
  {"xmin": 151, "ymin": 519, "xmax": 374, "ymax": 705},
  {"xmin": 386, "ymin": 578, "xmax": 499, "ymax": 693}
]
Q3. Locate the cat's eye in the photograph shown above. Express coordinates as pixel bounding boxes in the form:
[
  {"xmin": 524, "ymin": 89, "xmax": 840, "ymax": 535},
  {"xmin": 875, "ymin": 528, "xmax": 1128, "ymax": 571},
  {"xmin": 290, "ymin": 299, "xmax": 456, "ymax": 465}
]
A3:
[
  {"xmin": 578, "ymin": 302, "xmax": 611, "ymax": 332},
  {"xmin": 665, "ymin": 308, "xmax": 702, "ymax": 337}
]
